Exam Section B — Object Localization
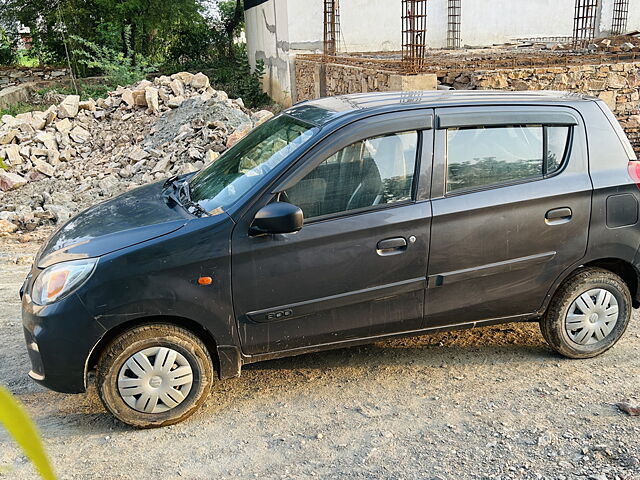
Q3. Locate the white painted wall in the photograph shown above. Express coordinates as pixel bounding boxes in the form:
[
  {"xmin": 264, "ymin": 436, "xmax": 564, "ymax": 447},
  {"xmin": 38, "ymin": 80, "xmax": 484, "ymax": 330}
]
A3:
[
  {"xmin": 245, "ymin": 0, "xmax": 293, "ymax": 105},
  {"xmin": 245, "ymin": 0, "xmax": 640, "ymax": 105},
  {"xmin": 600, "ymin": 0, "xmax": 640, "ymax": 34},
  {"xmin": 454, "ymin": 0, "xmax": 575, "ymax": 46},
  {"xmin": 339, "ymin": 0, "xmax": 402, "ymax": 52}
]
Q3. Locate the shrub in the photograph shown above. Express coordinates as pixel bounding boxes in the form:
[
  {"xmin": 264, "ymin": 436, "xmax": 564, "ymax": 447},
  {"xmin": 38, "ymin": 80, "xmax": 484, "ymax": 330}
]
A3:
[
  {"xmin": 204, "ymin": 44, "xmax": 271, "ymax": 108},
  {"xmin": 0, "ymin": 29, "xmax": 16, "ymax": 65},
  {"xmin": 71, "ymin": 30, "xmax": 156, "ymax": 87}
]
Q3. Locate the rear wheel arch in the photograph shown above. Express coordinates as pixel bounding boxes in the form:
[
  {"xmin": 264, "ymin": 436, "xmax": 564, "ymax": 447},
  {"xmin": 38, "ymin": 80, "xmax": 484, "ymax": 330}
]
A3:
[
  {"xmin": 541, "ymin": 258, "xmax": 640, "ymax": 316},
  {"xmin": 582, "ymin": 258, "xmax": 639, "ymax": 307},
  {"xmin": 85, "ymin": 315, "xmax": 221, "ymax": 386}
]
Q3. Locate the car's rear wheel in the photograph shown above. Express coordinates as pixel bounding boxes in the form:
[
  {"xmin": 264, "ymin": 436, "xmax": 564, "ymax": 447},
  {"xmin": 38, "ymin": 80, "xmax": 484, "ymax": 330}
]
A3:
[
  {"xmin": 540, "ymin": 268, "xmax": 632, "ymax": 359},
  {"xmin": 96, "ymin": 324, "xmax": 213, "ymax": 428}
]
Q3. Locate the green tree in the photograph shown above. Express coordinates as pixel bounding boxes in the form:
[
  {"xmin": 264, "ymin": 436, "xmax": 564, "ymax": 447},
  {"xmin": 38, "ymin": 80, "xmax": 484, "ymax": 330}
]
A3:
[
  {"xmin": 0, "ymin": 28, "xmax": 16, "ymax": 65},
  {"xmin": 0, "ymin": 0, "xmax": 208, "ymax": 67}
]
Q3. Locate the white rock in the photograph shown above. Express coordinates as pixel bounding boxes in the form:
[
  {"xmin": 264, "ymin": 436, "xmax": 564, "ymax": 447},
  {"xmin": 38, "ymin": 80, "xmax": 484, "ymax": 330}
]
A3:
[
  {"xmin": 120, "ymin": 89, "xmax": 135, "ymax": 108},
  {"xmin": 166, "ymin": 96, "xmax": 185, "ymax": 108},
  {"xmin": 79, "ymin": 99, "xmax": 96, "ymax": 111},
  {"xmin": 190, "ymin": 72, "xmax": 210, "ymax": 90},
  {"xmin": 204, "ymin": 150, "xmax": 220, "ymax": 166},
  {"xmin": 55, "ymin": 118, "xmax": 73, "ymax": 133},
  {"xmin": 33, "ymin": 158, "xmax": 55, "ymax": 176},
  {"xmin": 3, "ymin": 144, "xmax": 23, "ymax": 165},
  {"xmin": 252, "ymin": 110, "xmax": 274, "ymax": 127},
  {"xmin": 69, "ymin": 125, "xmax": 91, "ymax": 144},
  {"xmin": 145, "ymin": 87, "xmax": 160, "ymax": 114},
  {"xmin": 170, "ymin": 79, "xmax": 185, "ymax": 97},
  {"xmin": 152, "ymin": 156, "xmax": 171, "ymax": 173},
  {"xmin": 0, "ymin": 129, "xmax": 18, "ymax": 145},
  {"xmin": 57, "ymin": 95, "xmax": 80, "ymax": 119},
  {"xmin": 35, "ymin": 131, "xmax": 58, "ymax": 151},
  {"xmin": 0, "ymin": 171, "xmax": 27, "ymax": 191},
  {"xmin": 172, "ymin": 72, "xmax": 194, "ymax": 84}
]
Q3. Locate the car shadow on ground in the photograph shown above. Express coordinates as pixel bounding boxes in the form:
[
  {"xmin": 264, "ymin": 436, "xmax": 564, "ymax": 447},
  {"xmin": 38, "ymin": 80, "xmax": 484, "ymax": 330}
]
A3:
[
  {"xmin": 243, "ymin": 322, "xmax": 552, "ymax": 373},
  {"xmin": 8, "ymin": 322, "xmax": 558, "ymax": 437}
]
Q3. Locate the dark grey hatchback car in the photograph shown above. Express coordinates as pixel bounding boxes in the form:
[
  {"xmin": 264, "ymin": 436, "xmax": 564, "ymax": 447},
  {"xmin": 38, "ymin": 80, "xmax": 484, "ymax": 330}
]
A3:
[{"xmin": 21, "ymin": 90, "xmax": 640, "ymax": 427}]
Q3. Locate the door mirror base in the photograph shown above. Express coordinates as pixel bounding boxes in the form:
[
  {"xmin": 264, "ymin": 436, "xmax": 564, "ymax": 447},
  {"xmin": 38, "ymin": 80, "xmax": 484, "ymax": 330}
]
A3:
[{"xmin": 249, "ymin": 202, "xmax": 304, "ymax": 236}]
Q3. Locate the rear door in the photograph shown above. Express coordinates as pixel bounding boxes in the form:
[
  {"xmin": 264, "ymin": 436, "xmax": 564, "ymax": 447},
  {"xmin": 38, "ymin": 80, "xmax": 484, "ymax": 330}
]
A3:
[
  {"xmin": 231, "ymin": 111, "xmax": 434, "ymax": 355},
  {"xmin": 425, "ymin": 106, "xmax": 592, "ymax": 327}
]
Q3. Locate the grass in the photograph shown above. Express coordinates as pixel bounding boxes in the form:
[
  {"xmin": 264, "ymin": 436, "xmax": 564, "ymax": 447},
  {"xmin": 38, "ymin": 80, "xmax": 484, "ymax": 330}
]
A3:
[
  {"xmin": 0, "ymin": 81, "xmax": 115, "ymax": 120},
  {"xmin": 36, "ymin": 81, "xmax": 115, "ymax": 102},
  {"xmin": 15, "ymin": 49, "xmax": 39, "ymax": 67},
  {"xmin": 0, "ymin": 101, "xmax": 42, "ymax": 117}
]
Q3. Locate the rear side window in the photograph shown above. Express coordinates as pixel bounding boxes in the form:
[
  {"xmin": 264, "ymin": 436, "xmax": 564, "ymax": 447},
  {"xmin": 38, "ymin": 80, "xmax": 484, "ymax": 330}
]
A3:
[{"xmin": 446, "ymin": 125, "xmax": 571, "ymax": 194}]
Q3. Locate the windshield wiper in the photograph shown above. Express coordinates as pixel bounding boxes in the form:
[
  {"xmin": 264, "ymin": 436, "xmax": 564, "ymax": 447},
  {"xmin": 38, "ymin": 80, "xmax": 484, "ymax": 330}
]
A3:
[{"xmin": 163, "ymin": 176, "xmax": 209, "ymax": 217}]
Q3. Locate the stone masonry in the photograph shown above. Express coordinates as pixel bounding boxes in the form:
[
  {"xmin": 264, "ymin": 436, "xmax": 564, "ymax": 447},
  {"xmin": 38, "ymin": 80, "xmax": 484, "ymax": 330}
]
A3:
[
  {"xmin": 443, "ymin": 62, "xmax": 640, "ymax": 155},
  {"xmin": 295, "ymin": 58, "xmax": 437, "ymax": 102},
  {"xmin": 0, "ymin": 67, "xmax": 70, "ymax": 89}
]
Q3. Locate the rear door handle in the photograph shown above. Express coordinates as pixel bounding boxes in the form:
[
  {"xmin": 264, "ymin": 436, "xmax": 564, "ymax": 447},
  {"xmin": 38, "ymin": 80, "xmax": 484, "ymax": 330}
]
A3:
[
  {"xmin": 546, "ymin": 207, "xmax": 573, "ymax": 224},
  {"xmin": 377, "ymin": 237, "xmax": 407, "ymax": 255}
]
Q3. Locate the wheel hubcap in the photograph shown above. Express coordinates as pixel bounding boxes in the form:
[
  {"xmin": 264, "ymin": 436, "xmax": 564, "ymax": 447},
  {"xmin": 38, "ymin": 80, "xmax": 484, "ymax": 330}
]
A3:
[
  {"xmin": 565, "ymin": 288, "xmax": 619, "ymax": 346},
  {"xmin": 117, "ymin": 346, "xmax": 193, "ymax": 414}
]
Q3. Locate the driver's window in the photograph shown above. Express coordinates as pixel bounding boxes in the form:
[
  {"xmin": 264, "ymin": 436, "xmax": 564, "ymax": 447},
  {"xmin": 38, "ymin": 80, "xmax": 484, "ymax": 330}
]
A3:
[{"xmin": 285, "ymin": 131, "xmax": 419, "ymax": 220}]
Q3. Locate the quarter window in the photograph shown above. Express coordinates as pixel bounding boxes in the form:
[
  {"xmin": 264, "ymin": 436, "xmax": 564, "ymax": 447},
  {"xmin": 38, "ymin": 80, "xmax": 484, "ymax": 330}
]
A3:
[
  {"xmin": 285, "ymin": 131, "xmax": 419, "ymax": 220},
  {"xmin": 446, "ymin": 125, "xmax": 571, "ymax": 194}
]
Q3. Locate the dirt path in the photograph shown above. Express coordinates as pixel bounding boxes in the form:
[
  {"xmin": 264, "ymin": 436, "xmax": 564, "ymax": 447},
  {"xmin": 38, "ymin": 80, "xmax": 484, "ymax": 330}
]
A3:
[{"xmin": 1, "ymin": 243, "xmax": 639, "ymax": 480}]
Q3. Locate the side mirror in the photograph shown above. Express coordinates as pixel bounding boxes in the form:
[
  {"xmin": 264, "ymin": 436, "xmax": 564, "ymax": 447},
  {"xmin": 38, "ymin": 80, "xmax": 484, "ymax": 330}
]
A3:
[{"xmin": 249, "ymin": 202, "xmax": 304, "ymax": 236}]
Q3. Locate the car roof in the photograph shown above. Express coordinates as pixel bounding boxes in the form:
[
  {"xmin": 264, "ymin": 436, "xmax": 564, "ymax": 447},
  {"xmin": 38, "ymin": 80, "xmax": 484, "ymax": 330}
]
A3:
[{"xmin": 285, "ymin": 90, "xmax": 595, "ymax": 126}]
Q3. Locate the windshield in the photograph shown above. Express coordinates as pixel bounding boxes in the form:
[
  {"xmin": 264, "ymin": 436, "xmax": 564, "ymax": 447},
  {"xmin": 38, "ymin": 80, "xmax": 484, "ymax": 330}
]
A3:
[{"xmin": 189, "ymin": 115, "xmax": 317, "ymax": 213}]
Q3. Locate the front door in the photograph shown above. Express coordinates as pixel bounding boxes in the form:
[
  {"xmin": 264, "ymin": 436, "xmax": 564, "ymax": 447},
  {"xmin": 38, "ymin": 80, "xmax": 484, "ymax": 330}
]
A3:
[
  {"xmin": 425, "ymin": 106, "xmax": 592, "ymax": 327},
  {"xmin": 232, "ymin": 113, "xmax": 433, "ymax": 355}
]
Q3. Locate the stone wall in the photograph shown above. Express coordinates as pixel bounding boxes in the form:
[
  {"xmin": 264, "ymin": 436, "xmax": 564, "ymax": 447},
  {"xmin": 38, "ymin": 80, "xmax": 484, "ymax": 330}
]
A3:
[
  {"xmin": 295, "ymin": 58, "xmax": 437, "ymax": 102},
  {"xmin": 0, "ymin": 67, "xmax": 70, "ymax": 89},
  {"xmin": 445, "ymin": 63, "xmax": 640, "ymax": 155}
]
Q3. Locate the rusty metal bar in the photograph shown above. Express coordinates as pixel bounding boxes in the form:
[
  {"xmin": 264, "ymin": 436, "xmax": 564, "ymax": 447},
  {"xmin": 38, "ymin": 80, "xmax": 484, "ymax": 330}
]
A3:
[
  {"xmin": 611, "ymin": 0, "xmax": 629, "ymax": 36},
  {"xmin": 297, "ymin": 50, "xmax": 640, "ymax": 76},
  {"xmin": 323, "ymin": 0, "xmax": 340, "ymax": 57},
  {"xmin": 447, "ymin": 0, "xmax": 461, "ymax": 49},
  {"xmin": 572, "ymin": 0, "xmax": 599, "ymax": 49},
  {"xmin": 402, "ymin": 0, "xmax": 428, "ymax": 73}
]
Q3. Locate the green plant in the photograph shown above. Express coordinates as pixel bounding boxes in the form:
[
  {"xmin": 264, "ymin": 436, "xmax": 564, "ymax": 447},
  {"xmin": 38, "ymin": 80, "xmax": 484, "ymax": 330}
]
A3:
[
  {"xmin": 0, "ymin": 157, "xmax": 10, "ymax": 171},
  {"xmin": 71, "ymin": 31, "xmax": 156, "ymax": 87},
  {"xmin": 36, "ymin": 81, "xmax": 114, "ymax": 102},
  {"xmin": 0, "ymin": 102, "xmax": 42, "ymax": 117},
  {"xmin": 201, "ymin": 44, "xmax": 271, "ymax": 109},
  {"xmin": 0, "ymin": 386, "xmax": 56, "ymax": 479},
  {"xmin": 15, "ymin": 49, "xmax": 39, "ymax": 67},
  {"xmin": 0, "ymin": 28, "xmax": 16, "ymax": 65}
]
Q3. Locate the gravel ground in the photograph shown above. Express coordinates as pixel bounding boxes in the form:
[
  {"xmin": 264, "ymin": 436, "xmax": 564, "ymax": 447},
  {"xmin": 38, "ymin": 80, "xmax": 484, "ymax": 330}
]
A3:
[{"xmin": 0, "ymin": 240, "xmax": 639, "ymax": 480}]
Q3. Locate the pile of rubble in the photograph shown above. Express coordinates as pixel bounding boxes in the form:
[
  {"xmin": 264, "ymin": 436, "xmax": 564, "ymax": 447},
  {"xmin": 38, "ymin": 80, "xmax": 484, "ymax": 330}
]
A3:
[{"xmin": 0, "ymin": 71, "xmax": 274, "ymax": 235}]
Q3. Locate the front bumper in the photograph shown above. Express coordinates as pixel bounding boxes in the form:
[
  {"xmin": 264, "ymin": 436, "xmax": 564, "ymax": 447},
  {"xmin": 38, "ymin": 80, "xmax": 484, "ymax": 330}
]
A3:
[{"xmin": 21, "ymin": 286, "xmax": 106, "ymax": 394}]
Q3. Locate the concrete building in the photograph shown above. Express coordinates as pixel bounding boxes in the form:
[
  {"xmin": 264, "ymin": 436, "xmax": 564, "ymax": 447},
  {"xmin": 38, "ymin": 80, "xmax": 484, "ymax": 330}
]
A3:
[{"xmin": 244, "ymin": 0, "xmax": 640, "ymax": 106}]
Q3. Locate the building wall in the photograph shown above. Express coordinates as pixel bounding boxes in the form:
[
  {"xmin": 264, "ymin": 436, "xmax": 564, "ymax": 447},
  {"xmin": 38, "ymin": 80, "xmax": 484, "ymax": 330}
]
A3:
[
  {"xmin": 295, "ymin": 58, "xmax": 437, "ymax": 101},
  {"xmin": 246, "ymin": 0, "xmax": 640, "ymax": 106},
  {"xmin": 446, "ymin": 62, "xmax": 640, "ymax": 155},
  {"xmin": 244, "ymin": 0, "xmax": 293, "ymax": 106},
  {"xmin": 0, "ymin": 67, "xmax": 69, "ymax": 89}
]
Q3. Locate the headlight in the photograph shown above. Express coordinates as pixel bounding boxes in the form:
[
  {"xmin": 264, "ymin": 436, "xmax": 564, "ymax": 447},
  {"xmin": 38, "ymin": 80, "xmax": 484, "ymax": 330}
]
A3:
[{"xmin": 32, "ymin": 258, "xmax": 98, "ymax": 306}]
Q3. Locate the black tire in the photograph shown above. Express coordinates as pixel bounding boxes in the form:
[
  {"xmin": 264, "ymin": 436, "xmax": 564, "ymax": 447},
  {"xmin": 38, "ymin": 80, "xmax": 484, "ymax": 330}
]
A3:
[
  {"xmin": 96, "ymin": 324, "xmax": 213, "ymax": 428},
  {"xmin": 540, "ymin": 268, "xmax": 632, "ymax": 359}
]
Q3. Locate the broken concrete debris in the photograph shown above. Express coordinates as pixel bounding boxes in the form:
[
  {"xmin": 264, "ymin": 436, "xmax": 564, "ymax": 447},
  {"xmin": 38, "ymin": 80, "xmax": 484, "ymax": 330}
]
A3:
[{"xmin": 0, "ymin": 72, "xmax": 274, "ymax": 234}]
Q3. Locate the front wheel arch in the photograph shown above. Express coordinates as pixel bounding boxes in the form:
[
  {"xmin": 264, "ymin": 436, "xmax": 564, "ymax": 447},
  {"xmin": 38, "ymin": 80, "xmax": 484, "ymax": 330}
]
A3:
[{"xmin": 85, "ymin": 315, "xmax": 220, "ymax": 388}]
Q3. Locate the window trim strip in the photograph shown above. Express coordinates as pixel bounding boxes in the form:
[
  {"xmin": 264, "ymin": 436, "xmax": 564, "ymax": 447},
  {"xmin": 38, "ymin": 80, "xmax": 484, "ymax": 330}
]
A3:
[{"xmin": 437, "ymin": 111, "xmax": 578, "ymax": 129}]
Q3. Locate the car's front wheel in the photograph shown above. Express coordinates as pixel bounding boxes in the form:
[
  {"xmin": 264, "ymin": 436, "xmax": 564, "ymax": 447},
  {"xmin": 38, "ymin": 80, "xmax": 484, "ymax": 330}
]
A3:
[
  {"xmin": 96, "ymin": 324, "xmax": 213, "ymax": 428},
  {"xmin": 540, "ymin": 268, "xmax": 632, "ymax": 359}
]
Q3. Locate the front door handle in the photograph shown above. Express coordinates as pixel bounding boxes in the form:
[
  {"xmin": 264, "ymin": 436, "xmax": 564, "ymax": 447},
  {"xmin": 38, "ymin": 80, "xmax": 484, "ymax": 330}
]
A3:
[
  {"xmin": 377, "ymin": 237, "xmax": 407, "ymax": 255},
  {"xmin": 546, "ymin": 207, "xmax": 573, "ymax": 225}
]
